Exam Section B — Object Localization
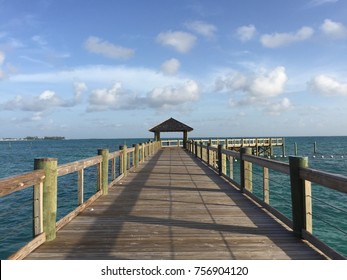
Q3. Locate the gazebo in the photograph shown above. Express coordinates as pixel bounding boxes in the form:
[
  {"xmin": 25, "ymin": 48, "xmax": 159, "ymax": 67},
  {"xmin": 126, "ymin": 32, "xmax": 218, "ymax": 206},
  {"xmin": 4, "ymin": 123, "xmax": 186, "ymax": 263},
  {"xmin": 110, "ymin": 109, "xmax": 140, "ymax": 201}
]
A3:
[{"xmin": 149, "ymin": 117, "xmax": 193, "ymax": 148}]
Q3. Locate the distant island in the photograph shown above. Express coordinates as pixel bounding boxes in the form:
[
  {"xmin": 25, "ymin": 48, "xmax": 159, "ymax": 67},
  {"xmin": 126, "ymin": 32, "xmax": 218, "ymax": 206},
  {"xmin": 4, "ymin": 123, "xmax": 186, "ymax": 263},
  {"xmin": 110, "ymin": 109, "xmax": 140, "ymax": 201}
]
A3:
[{"xmin": 0, "ymin": 136, "xmax": 65, "ymax": 141}]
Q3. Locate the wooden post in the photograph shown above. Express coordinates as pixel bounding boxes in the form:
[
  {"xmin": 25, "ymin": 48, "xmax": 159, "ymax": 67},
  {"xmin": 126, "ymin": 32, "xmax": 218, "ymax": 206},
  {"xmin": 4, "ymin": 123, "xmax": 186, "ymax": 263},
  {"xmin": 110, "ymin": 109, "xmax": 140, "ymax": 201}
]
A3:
[
  {"xmin": 141, "ymin": 143, "xmax": 145, "ymax": 163},
  {"xmin": 120, "ymin": 145, "xmax": 128, "ymax": 176},
  {"xmin": 111, "ymin": 158, "xmax": 116, "ymax": 180},
  {"xmin": 183, "ymin": 130, "xmax": 188, "ymax": 149},
  {"xmin": 282, "ymin": 137, "xmax": 286, "ymax": 157},
  {"xmin": 77, "ymin": 169, "xmax": 84, "ymax": 205},
  {"xmin": 134, "ymin": 144, "xmax": 140, "ymax": 168},
  {"xmin": 98, "ymin": 149, "xmax": 109, "ymax": 195},
  {"xmin": 240, "ymin": 147, "xmax": 252, "ymax": 192},
  {"xmin": 207, "ymin": 143, "xmax": 211, "ymax": 166},
  {"xmin": 194, "ymin": 141, "xmax": 198, "ymax": 157},
  {"xmin": 221, "ymin": 145, "xmax": 226, "ymax": 175},
  {"xmin": 314, "ymin": 141, "xmax": 317, "ymax": 154},
  {"xmin": 289, "ymin": 156, "xmax": 310, "ymax": 237},
  {"xmin": 263, "ymin": 167, "xmax": 269, "ymax": 204},
  {"xmin": 33, "ymin": 181, "xmax": 43, "ymax": 237},
  {"xmin": 34, "ymin": 158, "xmax": 58, "ymax": 241},
  {"xmin": 218, "ymin": 144, "xmax": 223, "ymax": 175},
  {"xmin": 229, "ymin": 155, "xmax": 234, "ymax": 180}
]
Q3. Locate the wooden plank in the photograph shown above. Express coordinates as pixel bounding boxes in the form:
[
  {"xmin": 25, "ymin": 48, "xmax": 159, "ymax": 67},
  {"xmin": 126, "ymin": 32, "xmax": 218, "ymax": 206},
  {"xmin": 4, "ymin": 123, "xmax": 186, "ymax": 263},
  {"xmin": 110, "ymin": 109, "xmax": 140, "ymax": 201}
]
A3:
[
  {"xmin": 8, "ymin": 233, "xmax": 46, "ymax": 260},
  {"xmin": 57, "ymin": 156, "xmax": 102, "ymax": 177},
  {"xmin": 300, "ymin": 167, "xmax": 347, "ymax": 194},
  {"xmin": 24, "ymin": 148, "xmax": 328, "ymax": 260},
  {"xmin": 0, "ymin": 170, "xmax": 45, "ymax": 197}
]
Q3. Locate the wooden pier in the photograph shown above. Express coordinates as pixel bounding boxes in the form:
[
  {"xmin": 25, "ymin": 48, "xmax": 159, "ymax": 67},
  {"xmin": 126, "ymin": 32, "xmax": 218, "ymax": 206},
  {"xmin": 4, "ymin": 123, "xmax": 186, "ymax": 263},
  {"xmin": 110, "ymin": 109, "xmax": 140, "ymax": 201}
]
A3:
[
  {"xmin": 24, "ymin": 147, "xmax": 325, "ymax": 259},
  {"xmin": 1, "ymin": 139, "xmax": 346, "ymax": 260}
]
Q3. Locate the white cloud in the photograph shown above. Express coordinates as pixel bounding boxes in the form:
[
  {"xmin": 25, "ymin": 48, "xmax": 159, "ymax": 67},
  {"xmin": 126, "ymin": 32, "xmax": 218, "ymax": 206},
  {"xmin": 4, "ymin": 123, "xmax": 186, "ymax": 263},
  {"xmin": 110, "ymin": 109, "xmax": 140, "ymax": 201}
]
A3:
[
  {"xmin": 2, "ymin": 83, "xmax": 86, "ymax": 112},
  {"xmin": 320, "ymin": 19, "xmax": 347, "ymax": 38},
  {"xmin": 73, "ymin": 81, "xmax": 88, "ymax": 102},
  {"xmin": 147, "ymin": 80, "xmax": 200, "ymax": 109},
  {"xmin": 249, "ymin": 67, "xmax": 288, "ymax": 97},
  {"xmin": 156, "ymin": 31, "xmax": 197, "ymax": 53},
  {"xmin": 0, "ymin": 51, "xmax": 5, "ymax": 65},
  {"xmin": 216, "ymin": 66, "xmax": 288, "ymax": 98},
  {"xmin": 185, "ymin": 20, "xmax": 217, "ymax": 39},
  {"xmin": 88, "ymin": 82, "xmax": 143, "ymax": 111},
  {"xmin": 216, "ymin": 67, "xmax": 290, "ymax": 114},
  {"xmin": 236, "ymin": 25, "xmax": 256, "ymax": 42},
  {"xmin": 3, "ymin": 90, "xmax": 63, "ymax": 112},
  {"xmin": 266, "ymin": 98, "xmax": 293, "ymax": 115},
  {"xmin": 308, "ymin": 74, "xmax": 347, "ymax": 96},
  {"xmin": 84, "ymin": 36, "xmax": 135, "ymax": 59},
  {"xmin": 87, "ymin": 80, "xmax": 200, "ymax": 112},
  {"xmin": 215, "ymin": 71, "xmax": 248, "ymax": 92},
  {"xmin": 260, "ymin": 26, "xmax": 314, "ymax": 48},
  {"xmin": 160, "ymin": 58, "xmax": 181, "ymax": 75}
]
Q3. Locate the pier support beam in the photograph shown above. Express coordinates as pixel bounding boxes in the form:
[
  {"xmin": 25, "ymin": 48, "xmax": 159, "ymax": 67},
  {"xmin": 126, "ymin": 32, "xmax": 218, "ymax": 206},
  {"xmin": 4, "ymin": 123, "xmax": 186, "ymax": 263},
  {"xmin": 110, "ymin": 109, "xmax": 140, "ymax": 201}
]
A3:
[{"xmin": 34, "ymin": 158, "xmax": 58, "ymax": 241}]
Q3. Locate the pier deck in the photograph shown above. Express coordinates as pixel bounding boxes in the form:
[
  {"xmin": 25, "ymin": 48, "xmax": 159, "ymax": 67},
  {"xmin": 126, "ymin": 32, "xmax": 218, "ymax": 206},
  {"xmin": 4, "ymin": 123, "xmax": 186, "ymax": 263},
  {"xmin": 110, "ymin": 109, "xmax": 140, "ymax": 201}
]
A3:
[{"xmin": 25, "ymin": 147, "xmax": 326, "ymax": 260}]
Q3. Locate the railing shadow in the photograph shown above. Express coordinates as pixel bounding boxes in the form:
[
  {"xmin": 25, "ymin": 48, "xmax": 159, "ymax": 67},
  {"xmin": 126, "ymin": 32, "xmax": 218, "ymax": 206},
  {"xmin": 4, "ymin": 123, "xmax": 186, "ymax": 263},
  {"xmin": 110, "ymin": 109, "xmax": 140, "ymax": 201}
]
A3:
[{"xmin": 27, "ymin": 147, "xmax": 326, "ymax": 259}]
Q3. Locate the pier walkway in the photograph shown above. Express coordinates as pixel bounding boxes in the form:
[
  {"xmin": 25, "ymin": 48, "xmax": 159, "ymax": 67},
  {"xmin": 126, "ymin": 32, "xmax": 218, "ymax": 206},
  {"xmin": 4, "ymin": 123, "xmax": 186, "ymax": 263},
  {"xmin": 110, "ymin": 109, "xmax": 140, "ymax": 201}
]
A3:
[{"xmin": 25, "ymin": 147, "xmax": 326, "ymax": 260}]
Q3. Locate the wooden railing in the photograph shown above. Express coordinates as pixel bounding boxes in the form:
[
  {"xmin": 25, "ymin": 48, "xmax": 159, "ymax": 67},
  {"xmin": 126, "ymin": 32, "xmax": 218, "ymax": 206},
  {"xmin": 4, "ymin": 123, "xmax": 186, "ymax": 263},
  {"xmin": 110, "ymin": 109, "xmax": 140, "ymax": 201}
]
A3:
[
  {"xmin": 161, "ymin": 137, "xmax": 285, "ymax": 157},
  {"xmin": 186, "ymin": 140, "xmax": 347, "ymax": 259},
  {"xmin": 0, "ymin": 141, "xmax": 161, "ymax": 259}
]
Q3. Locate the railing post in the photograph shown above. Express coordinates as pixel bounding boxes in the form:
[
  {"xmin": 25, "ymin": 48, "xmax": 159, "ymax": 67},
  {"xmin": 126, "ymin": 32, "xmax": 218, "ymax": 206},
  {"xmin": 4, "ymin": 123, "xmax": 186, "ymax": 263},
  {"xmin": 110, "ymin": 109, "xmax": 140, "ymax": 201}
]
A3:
[
  {"xmin": 263, "ymin": 167, "xmax": 269, "ymax": 204},
  {"xmin": 34, "ymin": 158, "xmax": 58, "ymax": 241},
  {"xmin": 240, "ymin": 147, "xmax": 252, "ymax": 192},
  {"xmin": 229, "ymin": 155, "xmax": 234, "ymax": 180},
  {"xmin": 199, "ymin": 141, "xmax": 203, "ymax": 159},
  {"xmin": 98, "ymin": 149, "xmax": 109, "ymax": 195},
  {"xmin": 218, "ymin": 144, "xmax": 223, "ymax": 175},
  {"xmin": 134, "ymin": 144, "xmax": 140, "ymax": 168},
  {"xmin": 78, "ymin": 169, "xmax": 84, "ymax": 205},
  {"xmin": 289, "ymin": 156, "xmax": 311, "ymax": 237},
  {"xmin": 222, "ymin": 144, "xmax": 226, "ymax": 175},
  {"xmin": 207, "ymin": 143, "xmax": 211, "ymax": 166},
  {"xmin": 194, "ymin": 141, "xmax": 198, "ymax": 157},
  {"xmin": 120, "ymin": 145, "xmax": 128, "ymax": 176}
]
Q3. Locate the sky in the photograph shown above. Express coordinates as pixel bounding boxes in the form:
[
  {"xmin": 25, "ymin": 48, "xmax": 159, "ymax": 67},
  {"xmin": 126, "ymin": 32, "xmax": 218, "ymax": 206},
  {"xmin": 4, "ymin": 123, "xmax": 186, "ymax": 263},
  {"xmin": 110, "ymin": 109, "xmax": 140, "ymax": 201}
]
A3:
[{"xmin": 1, "ymin": 0, "xmax": 347, "ymax": 139}]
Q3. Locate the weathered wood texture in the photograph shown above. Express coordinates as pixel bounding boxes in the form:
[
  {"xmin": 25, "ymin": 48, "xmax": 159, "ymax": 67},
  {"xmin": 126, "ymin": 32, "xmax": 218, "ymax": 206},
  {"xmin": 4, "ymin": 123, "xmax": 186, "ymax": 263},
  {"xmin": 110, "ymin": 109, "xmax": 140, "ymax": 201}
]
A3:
[{"xmin": 25, "ymin": 148, "xmax": 326, "ymax": 260}]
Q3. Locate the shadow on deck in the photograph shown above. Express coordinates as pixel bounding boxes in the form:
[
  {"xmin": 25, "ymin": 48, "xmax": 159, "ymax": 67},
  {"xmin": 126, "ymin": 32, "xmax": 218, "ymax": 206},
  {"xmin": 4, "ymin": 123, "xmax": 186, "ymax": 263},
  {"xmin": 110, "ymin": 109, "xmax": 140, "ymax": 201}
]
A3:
[{"xmin": 25, "ymin": 148, "xmax": 327, "ymax": 260}]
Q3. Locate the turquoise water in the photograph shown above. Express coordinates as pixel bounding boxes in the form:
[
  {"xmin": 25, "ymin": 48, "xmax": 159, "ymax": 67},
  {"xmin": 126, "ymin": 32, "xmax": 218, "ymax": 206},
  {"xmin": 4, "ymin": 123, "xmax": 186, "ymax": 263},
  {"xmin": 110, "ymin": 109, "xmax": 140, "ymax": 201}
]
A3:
[{"xmin": 0, "ymin": 137, "xmax": 346, "ymax": 259}]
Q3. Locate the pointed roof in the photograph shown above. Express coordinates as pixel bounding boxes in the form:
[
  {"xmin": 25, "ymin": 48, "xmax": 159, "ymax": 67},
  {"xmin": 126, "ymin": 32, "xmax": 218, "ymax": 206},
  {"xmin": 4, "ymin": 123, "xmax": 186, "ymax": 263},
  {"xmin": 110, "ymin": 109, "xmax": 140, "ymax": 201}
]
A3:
[{"xmin": 149, "ymin": 117, "xmax": 193, "ymax": 132}]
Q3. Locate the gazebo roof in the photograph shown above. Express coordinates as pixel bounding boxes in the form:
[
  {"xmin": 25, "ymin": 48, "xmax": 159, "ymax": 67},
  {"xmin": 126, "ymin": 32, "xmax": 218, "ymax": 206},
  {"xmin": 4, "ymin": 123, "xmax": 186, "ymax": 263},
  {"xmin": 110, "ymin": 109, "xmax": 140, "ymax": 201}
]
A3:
[{"xmin": 149, "ymin": 117, "xmax": 193, "ymax": 132}]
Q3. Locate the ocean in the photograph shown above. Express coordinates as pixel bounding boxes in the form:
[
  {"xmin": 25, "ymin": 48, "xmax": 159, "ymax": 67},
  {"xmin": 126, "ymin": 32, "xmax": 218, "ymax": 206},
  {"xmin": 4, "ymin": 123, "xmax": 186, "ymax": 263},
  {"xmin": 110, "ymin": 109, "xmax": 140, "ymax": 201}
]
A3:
[{"xmin": 0, "ymin": 136, "xmax": 346, "ymax": 259}]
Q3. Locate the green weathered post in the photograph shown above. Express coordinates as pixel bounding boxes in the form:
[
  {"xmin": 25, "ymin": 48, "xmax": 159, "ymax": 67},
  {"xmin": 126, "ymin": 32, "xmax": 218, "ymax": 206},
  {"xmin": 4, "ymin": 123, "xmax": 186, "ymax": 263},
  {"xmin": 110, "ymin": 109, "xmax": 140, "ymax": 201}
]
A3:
[
  {"xmin": 240, "ymin": 147, "xmax": 252, "ymax": 192},
  {"xmin": 98, "ymin": 149, "xmax": 109, "ymax": 195},
  {"xmin": 289, "ymin": 156, "xmax": 309, "ymax": 238},
  {"xmin": 207, "ymin": 143, "xmax": 211, "ymax": 166},
  {"xmin": 134, "ymin": 144, "xmax": 140, "ymax": 168},
  {"xmin": 119, "ymin": 145, "xmax": 128, "ymax": 176},
  {"xmin": 314, "ymin": 141, "xmax": 317, "ymax": 154},
  {"xmin": 34, "ymin": 158, "xmax": 58, "ymax": 241}
]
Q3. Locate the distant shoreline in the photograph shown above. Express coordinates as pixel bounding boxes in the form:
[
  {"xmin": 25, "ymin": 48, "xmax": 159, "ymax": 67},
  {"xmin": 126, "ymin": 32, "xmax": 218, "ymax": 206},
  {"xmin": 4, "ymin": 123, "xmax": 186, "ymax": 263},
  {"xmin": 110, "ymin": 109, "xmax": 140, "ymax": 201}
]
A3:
[{"xmin": 0, "ymin": 136, "xmax": 65, "ymax": 141}]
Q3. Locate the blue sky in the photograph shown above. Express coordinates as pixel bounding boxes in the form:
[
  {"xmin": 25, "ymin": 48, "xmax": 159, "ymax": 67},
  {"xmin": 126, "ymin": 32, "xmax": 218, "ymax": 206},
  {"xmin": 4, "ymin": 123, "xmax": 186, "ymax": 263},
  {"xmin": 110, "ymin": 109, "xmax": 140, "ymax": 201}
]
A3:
[{"xmin": 1, "ymin": 0, "xmax": 347, "ymax": 139}]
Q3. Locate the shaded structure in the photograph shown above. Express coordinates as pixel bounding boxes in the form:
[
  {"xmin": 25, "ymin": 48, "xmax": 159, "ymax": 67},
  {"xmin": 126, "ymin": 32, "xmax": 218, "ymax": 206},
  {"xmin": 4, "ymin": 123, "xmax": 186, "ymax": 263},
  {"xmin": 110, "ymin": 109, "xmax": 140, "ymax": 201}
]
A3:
[{"xmin": 149, "ymin": 117, "xmax": 193, "ymax": 148}]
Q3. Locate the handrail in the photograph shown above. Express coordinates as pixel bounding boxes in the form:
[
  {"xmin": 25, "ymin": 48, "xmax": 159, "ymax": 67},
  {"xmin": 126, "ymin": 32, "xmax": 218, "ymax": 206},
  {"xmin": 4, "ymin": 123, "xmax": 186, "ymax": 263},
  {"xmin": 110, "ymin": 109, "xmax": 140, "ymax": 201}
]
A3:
[
  {"xmin": 0, "ymin": 140, "xmax": 161, "ymax": 259},
  {"xmin": 186, "ymin": 139, "xmax": 347, "ymax": 259},
  {"xmin": 0, "ymin": 170, "xmax": 46, "ymax": 197}
]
